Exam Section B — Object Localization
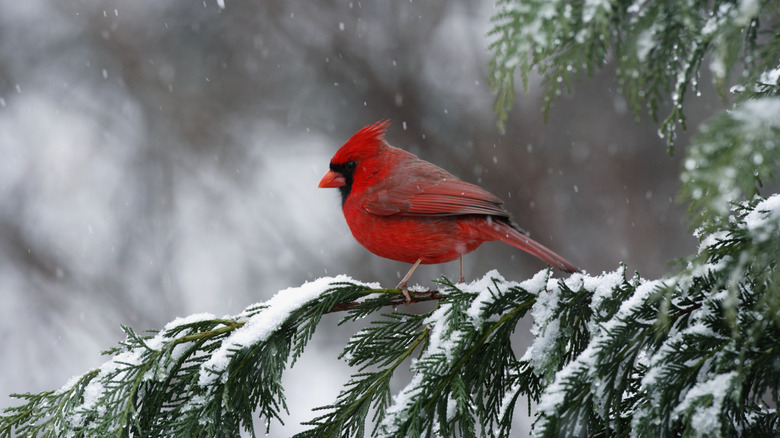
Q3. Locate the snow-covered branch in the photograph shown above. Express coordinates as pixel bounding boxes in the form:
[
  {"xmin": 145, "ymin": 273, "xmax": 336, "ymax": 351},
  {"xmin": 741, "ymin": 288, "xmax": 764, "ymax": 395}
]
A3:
[{"xmin": 3, "ymin": 196, "xmax": 779, "ymax": 436}]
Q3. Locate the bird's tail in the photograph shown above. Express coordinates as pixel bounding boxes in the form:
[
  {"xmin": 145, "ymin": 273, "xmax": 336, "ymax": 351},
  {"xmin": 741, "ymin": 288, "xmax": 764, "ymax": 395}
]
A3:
[{"xmin": 482, "ymin": 219, "xmax": 580, "ymax": 274}]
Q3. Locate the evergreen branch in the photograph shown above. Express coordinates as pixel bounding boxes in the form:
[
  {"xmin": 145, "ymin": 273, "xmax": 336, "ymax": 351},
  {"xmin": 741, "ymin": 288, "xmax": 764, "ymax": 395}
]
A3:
[
  {"xmin": 3, "ymin": 198, "xmax": 780, "ymax": 437},
  {"xmin": 297, "ymin": 323, "xmax": 430, "ymax": 437},
  {"xmin": 328, "ymin": 289, "xmax": 444, "ymax": 313},
  {"xmin": 680, "ymin": 97, "xmax": 780, "ymax": 228},
  {"xmin": 532, "ymin": 195, "xmax": 780, "ymax": 437},
  {"xmin": 488, "ymin": 0, "xmax": 772, "ymax": 148},
  {"xmin": 0, "ymin": 276, "xmax": 420, "ymax": 437},
  {"xmin": 377, "ymin": 274, "xmax": 544, "ymax": 437}
]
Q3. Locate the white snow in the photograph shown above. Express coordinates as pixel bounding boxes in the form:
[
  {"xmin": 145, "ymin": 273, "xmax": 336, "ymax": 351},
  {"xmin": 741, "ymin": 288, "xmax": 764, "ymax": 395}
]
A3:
[
  {"xmin": 66, "ymin": 348, "xmax": 146, "ymax": 429},
  {"xmin": 731, "ymin": 97, "xmax": 780, "ymax": 129},
  {"xmin": 520, "ymin": 268, "xmax": 552, "ymax": 294},
  {"xmin": 382, "ymin": 372, "xmax": 425, "ymax": 434},
  {"xmin": 57, "ymin": 275, "xmax": 380, "ymax": 431},
  {"xmin": 582, "ymin": 269, "xmax": 626, "ymax": 334},
  {"xmin": 198, "ymin": 275, "xmax": 375, "ymax": 386},
  {"xmin": 640, "ymin": 294, "xmax": 728, "ymax": 401},
  {"xmin": 519, "ymin": 276, "xmax": 562, "ymax": 375},
  {"xmin": 497, "ymin": 386, "xmax": 519, "ymax": 426},
  {"xmin": 534, "ymin": 344, "xmax": 596, "ymax": 436},
  {"xmin": 709, "ymin": 52, "xmax": 727, "ymax": 81},
  {"xmin": 696, "ymin": 229, "xmax": 729, "ymax": 254},
  {"xmin": 758, "ymin": 66, "xmax": 780, "ymax": 85},
  {"xmin": 582, "ymin": 270, "xmax": 623, "ymax": 312},
  {"xmin": 626, "ymin": 0, "xmax": 646, "ymax": 15},
  {"xmin": 163, "ymin": 312, "xmax": 218, "ymax": 331},
  {"xmin": 672, "ymin": 372, "xmax": 737, "ymax": 434},
  {"xmin": 522, "ymin": 317, "xmax": 561, "ymax": 377},
  {"xmin": 736, "ymin": 0, "xmax": 760, "ymax": 25},
  {"xmin": 460, "ymin": 269, "xmax": 506, "ymax": 294},
  {"xmin": 382, "ymin": 286, "xmax": 468, "ymax": 433},
  {"xmin": 701, "ymin": 3, "xmax": 733, "ymax": 37},
  {"xmin": 422, "ymin": 302, "xmax": 464, "ymax": 363},
  {"xmin": 744, "ymin": 194, "xmax": 780, "ymax": 243},
  {"xmin": 59, "ymin": 313, "xmax": 224, "ymax": 428},
  {"xmin": 446, "ymin": 394, "xmax": 457, "ymax": 420},
  {"xmin": 583, "ymin": 0, "xmax": 610, "ymax": 23},
  {"xmin": 465, "ymin": 269, "xmax": 525, "ymax": 329},
  {"xmin": 533, "ymin": 274, "xmax": 661, "ymax": 434},
  {"xmin": 613, "ymin": 279, "xmax": 660, "ymax": 323}
]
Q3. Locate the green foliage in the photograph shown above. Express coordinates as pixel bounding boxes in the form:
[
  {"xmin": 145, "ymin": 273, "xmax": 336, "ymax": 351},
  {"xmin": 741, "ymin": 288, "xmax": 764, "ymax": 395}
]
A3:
[
  {"xmin": 489, "ymin": 0, "xmax": 780, "ymax": 233},
  {"xmin": 373, "ymin": 277, "xmax": 540, "ymax": 437},
  {"xmin": 533, "ymin": 196, "xmax": 780, "ymax": 437},
  {"xmin": 4, "ymin": 193, "xmax": 778, "ymax": 437},
  {"xmin": 488, "ymin": 0, "xmax": 778, "ymax": 147},
  {"xmin": 680, "ymin": 97, "xmax": 780, "ymax": 228},
  {"xmin": 0, "ymin": 273, "xmax": 551, "ymax": 437},
  {"xmin": 0, "ymin": 278, "xmax": 384, "ymax": 437},
  {"xmin": 299, "ymin": 311, "xmax": 429, "ymax": 437},
  {"xmin": 488, "ymin": 0, "xmax": 613, "ymax": 131}
]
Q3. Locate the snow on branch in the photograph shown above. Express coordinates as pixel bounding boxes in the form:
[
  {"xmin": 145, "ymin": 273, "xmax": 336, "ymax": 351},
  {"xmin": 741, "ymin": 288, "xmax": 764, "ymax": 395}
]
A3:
[
  {"xmin": 488, "ymin": 0, "xmax": 774, "ymax": 147},
  {"xmin": 2, "ymin": 196, "xmax": 780, "ymax": 437},
  {"xmin": 532, "ymin": 194, "xmax": 780, "ymax": 437},
  {"xmin": 681, "ymin": 97, "xmax": 780, "ymax": 226}
]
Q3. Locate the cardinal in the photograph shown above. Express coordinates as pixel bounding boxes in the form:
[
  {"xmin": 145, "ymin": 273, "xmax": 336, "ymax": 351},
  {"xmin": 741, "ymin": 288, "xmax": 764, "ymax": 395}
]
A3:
[{"xmin": 318, "ymin": 120, "xmax": 579, "ymax": 301}]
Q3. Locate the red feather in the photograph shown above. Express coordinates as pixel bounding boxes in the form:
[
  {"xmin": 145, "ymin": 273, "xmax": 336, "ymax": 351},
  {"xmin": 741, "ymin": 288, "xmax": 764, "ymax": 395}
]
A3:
[{"xmin": 365, "ymin": 177, "xmax": 508, "ymax": 217}]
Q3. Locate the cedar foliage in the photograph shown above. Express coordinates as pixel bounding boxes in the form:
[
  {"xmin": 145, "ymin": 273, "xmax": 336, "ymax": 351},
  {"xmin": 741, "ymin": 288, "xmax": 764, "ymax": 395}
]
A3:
[{"xmin": 2, "ymin": 0, "xmax": 780, "ymax": 436}]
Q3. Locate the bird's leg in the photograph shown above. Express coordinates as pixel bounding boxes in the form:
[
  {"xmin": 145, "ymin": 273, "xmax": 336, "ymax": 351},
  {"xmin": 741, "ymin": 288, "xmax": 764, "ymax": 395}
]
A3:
[
  {"xmin": 397, "ymin": 258, "xmax": 422, "ymax": 302},
  {"xmin": 458, "ymin": 255, "xmax": 465, "ymax": 283}
]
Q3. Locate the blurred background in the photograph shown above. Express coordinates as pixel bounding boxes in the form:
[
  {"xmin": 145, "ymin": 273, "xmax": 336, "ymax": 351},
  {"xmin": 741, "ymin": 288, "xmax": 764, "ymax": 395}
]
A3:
[{"xmin": 0, "ymin": 0, "xmax": 722, "ymax": 435}]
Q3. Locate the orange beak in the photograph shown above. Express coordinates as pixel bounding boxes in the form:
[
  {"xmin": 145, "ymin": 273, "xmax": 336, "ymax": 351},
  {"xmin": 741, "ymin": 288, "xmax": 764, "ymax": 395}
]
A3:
[{"xmin": 318, "ymin": 169, "xmax": 346, "ymax": 188}]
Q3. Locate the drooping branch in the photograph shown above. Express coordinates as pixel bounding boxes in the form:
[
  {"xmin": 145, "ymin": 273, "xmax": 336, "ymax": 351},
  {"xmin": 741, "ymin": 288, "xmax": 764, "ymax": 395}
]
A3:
[{"xmin": 3, "ymin": 195, "xmax": 780, "ymax": 437}]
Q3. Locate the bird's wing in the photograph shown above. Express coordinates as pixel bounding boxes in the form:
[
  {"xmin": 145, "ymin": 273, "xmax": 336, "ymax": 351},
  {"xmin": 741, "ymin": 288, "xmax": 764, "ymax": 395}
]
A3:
[{"xmin": 364, "ymin": 177, "xmax": 510, "ymax": 218}]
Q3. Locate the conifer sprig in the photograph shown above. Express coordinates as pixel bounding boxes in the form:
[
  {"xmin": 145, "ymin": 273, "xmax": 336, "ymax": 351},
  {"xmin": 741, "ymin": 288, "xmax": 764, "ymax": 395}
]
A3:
[
  {"xmin": 532, "ymin": 195, "xmax": 780, "ymax": 437},
  {"xmin": 487, "ymin": 0, "xmax": 773, "ymax": 149},
  {"xmin": 2, "ymin": 196, "xmax": 779, "ymax": 436},
  {"xmin": 0, "ymin": 277, "xmax": 394, "ymax": 437}
]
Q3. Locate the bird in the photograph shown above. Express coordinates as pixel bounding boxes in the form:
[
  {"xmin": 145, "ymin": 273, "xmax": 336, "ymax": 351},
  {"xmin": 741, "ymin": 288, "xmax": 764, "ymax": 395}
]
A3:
[{"xmin": 318, "ymin": 120, "xmax": 580, "ymax": 301}]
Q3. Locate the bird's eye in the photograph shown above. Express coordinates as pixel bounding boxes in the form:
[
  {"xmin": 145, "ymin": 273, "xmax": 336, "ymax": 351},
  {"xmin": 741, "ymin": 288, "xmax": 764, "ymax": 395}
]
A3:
[{"xmin": 345, "ymin": 161, "xmax": 357, "ymax": 172}]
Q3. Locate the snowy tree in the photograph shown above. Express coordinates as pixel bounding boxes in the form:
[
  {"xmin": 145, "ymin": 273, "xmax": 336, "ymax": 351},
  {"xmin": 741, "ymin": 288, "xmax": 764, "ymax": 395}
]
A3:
[{"xmin": 1, "ymin": 0, "xmax": 779, "ymax": 437}]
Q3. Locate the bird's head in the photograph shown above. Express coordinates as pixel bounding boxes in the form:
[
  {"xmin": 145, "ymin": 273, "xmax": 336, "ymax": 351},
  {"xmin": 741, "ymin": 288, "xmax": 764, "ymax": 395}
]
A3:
[{"xmin": 318, "ymin": 120, "xmax": 390, "ymax": 204}]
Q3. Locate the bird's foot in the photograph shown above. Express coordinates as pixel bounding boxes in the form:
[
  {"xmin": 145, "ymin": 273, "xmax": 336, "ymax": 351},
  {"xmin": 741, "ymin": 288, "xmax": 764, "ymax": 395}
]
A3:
[{"xmin": 396, "ymin": 281, "xmax": 412, "ymax": 303}]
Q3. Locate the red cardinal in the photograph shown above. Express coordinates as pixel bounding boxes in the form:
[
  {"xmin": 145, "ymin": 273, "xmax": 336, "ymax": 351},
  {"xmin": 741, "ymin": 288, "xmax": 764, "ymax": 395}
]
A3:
[{"xmin": 319, "ymin": 121, "xmax": 579, "ymax": 301}]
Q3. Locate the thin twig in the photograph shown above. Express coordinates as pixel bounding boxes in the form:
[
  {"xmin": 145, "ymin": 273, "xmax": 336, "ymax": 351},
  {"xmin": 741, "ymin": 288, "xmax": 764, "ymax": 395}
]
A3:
[{"xmin": 327, "ymin": 289, "xmax": 444, "ymax": 313}]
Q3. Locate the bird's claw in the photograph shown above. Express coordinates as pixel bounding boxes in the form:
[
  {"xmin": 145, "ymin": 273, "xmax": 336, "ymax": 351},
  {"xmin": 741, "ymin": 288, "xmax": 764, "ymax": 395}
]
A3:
[{"xmin": 397, "ymin": 282, "xmax": 412, "ymax": 303}]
